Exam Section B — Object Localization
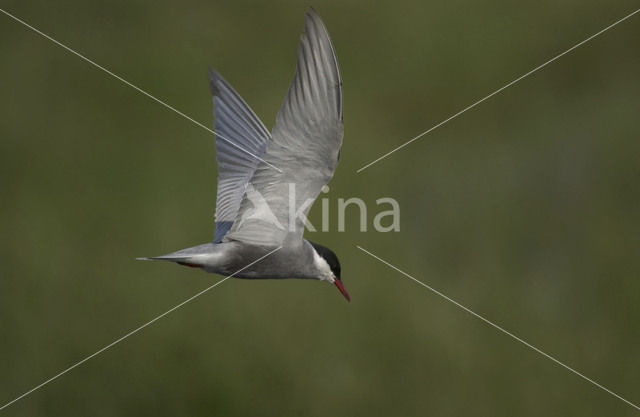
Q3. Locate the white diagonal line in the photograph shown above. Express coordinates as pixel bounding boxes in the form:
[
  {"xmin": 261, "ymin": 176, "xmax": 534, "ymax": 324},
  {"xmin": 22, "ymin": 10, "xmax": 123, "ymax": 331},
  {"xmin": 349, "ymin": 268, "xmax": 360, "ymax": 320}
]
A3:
[
  {"xmin": 356, "ymin": 8, "xmax": 640, "ymax": 173},
  {"xmin": 356, "ymin": 245, "xmax": 640, "ymax": 411},
  {"xmin": 0, "ymin": 246, "xmax": 282, "ymax": 412},
  {"xmin": 0, "ymin": 7, "xmax": 282, "ymax": 173}
]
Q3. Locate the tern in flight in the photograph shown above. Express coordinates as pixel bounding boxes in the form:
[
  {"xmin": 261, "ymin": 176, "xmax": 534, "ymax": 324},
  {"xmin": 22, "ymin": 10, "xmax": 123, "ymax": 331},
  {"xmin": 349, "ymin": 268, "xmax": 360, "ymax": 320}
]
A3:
[{"xmin": 139, "ymin": 8, "xmax": 349, "ymax": 301}]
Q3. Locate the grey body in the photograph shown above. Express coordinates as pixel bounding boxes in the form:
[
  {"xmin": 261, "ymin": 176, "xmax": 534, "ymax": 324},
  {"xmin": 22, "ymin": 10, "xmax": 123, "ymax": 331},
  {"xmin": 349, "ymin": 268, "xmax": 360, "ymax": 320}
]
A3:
[
  {"xmin": 139, "ymin": 8, "xmax": 347, "ymax": 298},
  {"xmin": 145, "ymin": 240, "xmax": 318, "ymax": 279}
]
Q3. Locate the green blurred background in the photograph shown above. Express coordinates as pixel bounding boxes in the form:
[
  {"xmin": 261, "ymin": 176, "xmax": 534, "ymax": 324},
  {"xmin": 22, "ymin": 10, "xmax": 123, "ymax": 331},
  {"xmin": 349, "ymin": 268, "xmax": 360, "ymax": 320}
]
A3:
[{"xmin": 1, "ymin": 0, "xmax": 639, "ymax": 415}]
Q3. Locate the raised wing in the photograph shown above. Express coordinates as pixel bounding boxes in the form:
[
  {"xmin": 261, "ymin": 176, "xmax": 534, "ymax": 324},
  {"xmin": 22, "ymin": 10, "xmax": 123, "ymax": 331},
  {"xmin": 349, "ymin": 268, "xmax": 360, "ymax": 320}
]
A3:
[
  {"xmin": 209, "ymin": 69, "xmax": 271, "ymax": 243},
  {"xmin": 224, "ymin": 8, "xmax": 343, "ymax": 246}
]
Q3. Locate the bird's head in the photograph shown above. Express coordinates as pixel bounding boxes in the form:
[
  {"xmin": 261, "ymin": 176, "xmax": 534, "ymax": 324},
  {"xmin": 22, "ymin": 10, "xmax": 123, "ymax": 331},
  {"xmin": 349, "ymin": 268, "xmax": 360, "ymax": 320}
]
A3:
[{"xmin": 309, "ymin": 241, "xmax": 349, "ymax": 302}]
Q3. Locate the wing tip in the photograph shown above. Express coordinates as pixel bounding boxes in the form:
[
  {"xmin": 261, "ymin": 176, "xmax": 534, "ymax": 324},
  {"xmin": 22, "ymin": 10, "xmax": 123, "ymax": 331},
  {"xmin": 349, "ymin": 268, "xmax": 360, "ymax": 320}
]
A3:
[
  {"xmin": 304, "ymin": 6, "xmax": 326, "ymax": 31},
  {"xmin": 208, "ymin": 67, "xmax": 222, "ymax": 96}
]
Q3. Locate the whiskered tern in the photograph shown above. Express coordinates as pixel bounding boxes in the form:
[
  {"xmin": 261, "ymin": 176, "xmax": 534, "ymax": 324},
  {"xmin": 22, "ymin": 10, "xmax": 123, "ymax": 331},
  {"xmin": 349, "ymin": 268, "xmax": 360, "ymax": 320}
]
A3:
[{"xmin": 139, "ymin": 8, "xmax": 349, "ymax": 301}]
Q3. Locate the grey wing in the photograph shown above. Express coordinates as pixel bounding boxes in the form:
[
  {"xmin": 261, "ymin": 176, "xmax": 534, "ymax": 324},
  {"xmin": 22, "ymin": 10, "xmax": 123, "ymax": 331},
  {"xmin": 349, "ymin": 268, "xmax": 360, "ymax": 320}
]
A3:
[
  {"xmin": 224, "ymin": 8, "xmax": 343, "ymax": 246},
  {"xmin": 209, "ymin": 69, "xmax": 271, "ymax": 243}
]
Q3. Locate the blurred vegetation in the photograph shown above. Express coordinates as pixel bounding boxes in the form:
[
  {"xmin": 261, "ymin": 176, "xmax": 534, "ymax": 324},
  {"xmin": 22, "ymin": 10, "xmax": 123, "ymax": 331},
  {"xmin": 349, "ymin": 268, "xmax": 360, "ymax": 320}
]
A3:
[{"xmin": 1, "ymin": 0, "xmax": 639, "ymax": 415}]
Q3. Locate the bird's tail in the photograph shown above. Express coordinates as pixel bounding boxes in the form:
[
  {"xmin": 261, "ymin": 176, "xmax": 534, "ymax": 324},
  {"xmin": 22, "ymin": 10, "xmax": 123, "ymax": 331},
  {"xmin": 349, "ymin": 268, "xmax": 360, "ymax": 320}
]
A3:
[{"xmin": 136, "ymin": 242, "xmax": 218, "ymax": 269}]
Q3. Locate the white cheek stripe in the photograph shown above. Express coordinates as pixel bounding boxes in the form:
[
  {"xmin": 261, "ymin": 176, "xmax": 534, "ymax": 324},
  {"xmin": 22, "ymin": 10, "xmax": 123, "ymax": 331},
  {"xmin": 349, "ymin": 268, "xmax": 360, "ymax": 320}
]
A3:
[{"xmin": 312, "ymin": 249, "xmax": 334, "ymax": 282}]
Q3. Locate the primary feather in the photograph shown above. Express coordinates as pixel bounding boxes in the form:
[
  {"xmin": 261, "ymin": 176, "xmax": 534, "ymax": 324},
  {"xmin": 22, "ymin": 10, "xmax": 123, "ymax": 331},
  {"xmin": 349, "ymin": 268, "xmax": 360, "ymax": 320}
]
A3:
[{"xmin": 224, "ymin": 8, "xmax": 344, "ymax": 246}]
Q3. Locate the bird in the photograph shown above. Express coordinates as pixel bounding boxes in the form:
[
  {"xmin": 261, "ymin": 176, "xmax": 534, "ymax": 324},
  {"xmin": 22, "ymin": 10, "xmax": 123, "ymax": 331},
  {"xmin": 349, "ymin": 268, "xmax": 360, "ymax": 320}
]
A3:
[{"xmin": 138, "ymin": 8, "xmax": 349, "ymax": 301}]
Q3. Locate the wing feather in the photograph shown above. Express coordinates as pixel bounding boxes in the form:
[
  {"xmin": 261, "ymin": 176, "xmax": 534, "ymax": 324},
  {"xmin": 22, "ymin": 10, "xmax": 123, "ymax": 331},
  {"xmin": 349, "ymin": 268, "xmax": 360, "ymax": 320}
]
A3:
[
  {"xmin": 224, "ymin": 8, "xmax": 343, "ymax": 246},
  {"xmin": 209, "ymin": 69, "xmax": 271, "ymax": 243}
]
